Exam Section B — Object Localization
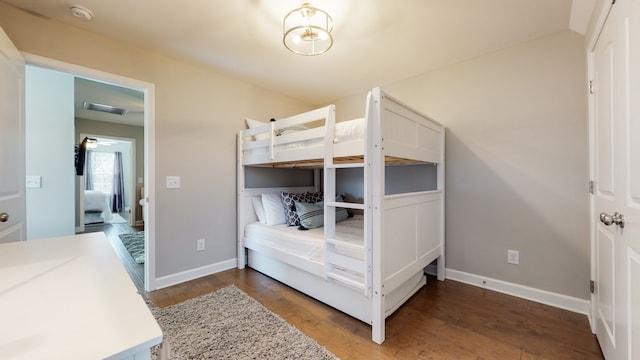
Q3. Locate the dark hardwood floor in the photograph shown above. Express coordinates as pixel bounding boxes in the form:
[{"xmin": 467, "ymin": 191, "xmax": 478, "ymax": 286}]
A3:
[
  {"xmin": 81, "ymin": 216, "xmax": 603, "ymax": 359},
  {"xmin": 80, "ymin": 214, "xmax": 145, "ymax": 292},
  {"xmin": 147, "ymin": 268, "xmax": 604, "ymax": 360}
]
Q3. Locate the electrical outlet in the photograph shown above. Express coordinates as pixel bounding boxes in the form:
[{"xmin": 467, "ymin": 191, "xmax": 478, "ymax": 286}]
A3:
[
  {"xmin": 507, "ymin": 250, "xmax": 519, "ymax": 265},
  {"xmin": 197, "ymin": 238, "xmax": 205, "ymax": 252}
]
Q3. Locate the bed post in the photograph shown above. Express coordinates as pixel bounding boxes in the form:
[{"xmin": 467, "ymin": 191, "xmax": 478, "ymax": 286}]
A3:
[
  {"xmin": 237, "ymin": 132, "xmax": 246, "ymax": 269},
  {"xmin": 437, "ymin": 127, "xmax": 446, "ymax": 281},
  {"xmin": 313, "ymin": 169, "xmax": 321, "ymax": 192},
  {"xmin": 369, "ymin": 87, "xmax": 385, "ymax": 344}
]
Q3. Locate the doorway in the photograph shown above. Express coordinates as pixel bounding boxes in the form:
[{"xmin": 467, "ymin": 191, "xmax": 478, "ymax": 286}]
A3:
[
  {"xmin": 78, "ymin": 134, "xmax": 137, "ymax": 227},
  {"xmin": 77, "ymin": 133, "xmax": 146, "ymax": 291},
  {"xmin": 24, "ymin": 54, "xmax": 157, "ymax": 292},
  {"xmin": 78, "ymin": 137, "xmax": 140, "ymax": 229}
]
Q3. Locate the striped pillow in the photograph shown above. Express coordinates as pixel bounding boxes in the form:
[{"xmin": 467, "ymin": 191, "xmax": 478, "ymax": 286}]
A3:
[{"xmin": 294, "ymin": 201, "xmax": 349, "ymax": 229}]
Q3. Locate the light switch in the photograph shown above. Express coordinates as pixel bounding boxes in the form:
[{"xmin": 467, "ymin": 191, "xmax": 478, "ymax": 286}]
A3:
[
  {"xmin": 138, "ymin": 177, "xmax": 143, "ymax": 184},
  {"xmin": 26, "ymin": 176, "xmax": 42, "ymax": 188},
  {"xmin": 166, "ymin": 176, "xmax": 181, "ymax": 189}
]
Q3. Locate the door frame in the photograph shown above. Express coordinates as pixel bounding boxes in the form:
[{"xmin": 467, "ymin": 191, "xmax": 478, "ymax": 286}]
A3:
[
  {"xmin": 23, "ymin": 53, "xmax": 158, "ymax": 292},
  {"xmin": 78, "ymin": 133, "xmax": 137, "ymax": 232},
  {"xmin": 587, "ymin": 0, "xmax": 615, "ymax": 334}
]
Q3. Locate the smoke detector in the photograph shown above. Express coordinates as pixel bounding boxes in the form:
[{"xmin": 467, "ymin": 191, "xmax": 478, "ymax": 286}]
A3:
[{"xmin": 70, "ymin": 5, "xmax": 93, "ymax": 20}]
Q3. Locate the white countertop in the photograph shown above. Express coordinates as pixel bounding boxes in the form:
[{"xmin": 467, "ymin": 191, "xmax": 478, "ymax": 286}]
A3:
[{"xmin": 0, "ymin": 232, "xmax": 162, "ymax": 359}]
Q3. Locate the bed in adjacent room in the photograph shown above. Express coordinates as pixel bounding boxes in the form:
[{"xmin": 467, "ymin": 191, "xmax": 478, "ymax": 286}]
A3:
[{"xmin": 84, "ymin": 190, "xmax": 112, "ymax": 225}]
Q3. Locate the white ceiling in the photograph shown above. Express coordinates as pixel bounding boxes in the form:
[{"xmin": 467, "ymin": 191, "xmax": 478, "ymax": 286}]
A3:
[
  {"xmin": 75, "ymin": 78, "xmax": 144, "ymax": 126},
  {"xmin": 6, "ymin": 0, "xmax": 595, "ymax": 111}
]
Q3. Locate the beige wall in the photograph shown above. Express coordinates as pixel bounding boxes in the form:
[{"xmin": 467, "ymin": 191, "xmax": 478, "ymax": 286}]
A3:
[
  {"xmin": 332, "ymin": 31, "xmax": 590, "ymax": 299},
  {"xmin": 1, "ymin": 4, "xmax": 590, "ymax": 298},
  {"xmin": 0, "ymin": 3, "xmax": 312, "ymax": 280}
]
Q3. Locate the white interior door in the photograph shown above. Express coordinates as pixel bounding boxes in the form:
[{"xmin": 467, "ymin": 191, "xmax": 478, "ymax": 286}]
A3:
[
  {"xmin": 0, "ymin": 26, "xmax": 25, "ymax": 243},
  {"xmin": 591, "ymin": 0, "xmax": 640, "ymax": 359}
]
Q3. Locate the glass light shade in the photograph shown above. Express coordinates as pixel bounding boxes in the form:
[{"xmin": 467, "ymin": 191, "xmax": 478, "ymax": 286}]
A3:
[{"xmin": 283, "ymin": 3, "xmax": 333, "ymax": 56}]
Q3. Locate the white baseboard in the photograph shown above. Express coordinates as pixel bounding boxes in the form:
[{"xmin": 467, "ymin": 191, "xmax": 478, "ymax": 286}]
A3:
[
  {"xmin": 154, "ymin": 258, "xmax": 237, "ymax": 290},
  {"xmin": 153, "ymin": 262, "xmax": 592, "ymax": 326},
  {"xmin": 443, "ymin": 268, "xmax": 591, "ymax": 317}
]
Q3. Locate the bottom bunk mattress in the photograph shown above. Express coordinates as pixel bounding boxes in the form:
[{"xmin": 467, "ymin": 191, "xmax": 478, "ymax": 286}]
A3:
[
  {"xmin": 243, "ymin": 213, "xmax": 428, "ymax": 343},
  {"xmin": 243, "ymin": 215, "xmax": 364, "ymax": 277},
  {"xmin": 246, "ymin": 247, "xmax": 426, "ymax": 326}
]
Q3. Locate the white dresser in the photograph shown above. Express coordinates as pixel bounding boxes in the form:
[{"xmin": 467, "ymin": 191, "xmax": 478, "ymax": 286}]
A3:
[{"xmin": 0, "ymin": 232, "xmax": 162, "ymax": 359}]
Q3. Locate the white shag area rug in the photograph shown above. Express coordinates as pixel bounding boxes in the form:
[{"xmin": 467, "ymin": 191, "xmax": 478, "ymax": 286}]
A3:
[{"xmin": 148, "ymin": 285, "xmax": 339, "ymax": 360}]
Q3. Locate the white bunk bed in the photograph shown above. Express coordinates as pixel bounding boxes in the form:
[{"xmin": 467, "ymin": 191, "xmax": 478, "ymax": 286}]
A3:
[{"xmin": 236, "ymin": 87, "xmax": 445, "ymax": 344}]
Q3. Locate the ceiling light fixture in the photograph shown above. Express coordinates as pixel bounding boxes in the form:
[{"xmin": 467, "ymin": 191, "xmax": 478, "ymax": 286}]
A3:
[
  {"xmin": 83, "ymin": 137, "xmax": 98, "ymax": 149},
  {"xmin": 283, "ymin": 3, "xmax": 333, "ymax": 56},
  {"xmin": 70, "ymin": 5, "xmax": 93, "ymax": 20}
]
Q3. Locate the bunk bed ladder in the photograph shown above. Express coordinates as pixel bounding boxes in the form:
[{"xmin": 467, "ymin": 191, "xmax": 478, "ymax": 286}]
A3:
[
  {"xmin": 324, "ymin": 162, "xmax": 369, "ymax": 294},
  {"xmin": 323, "ymin": 106, "xmax": 371, "ymax": 297}
]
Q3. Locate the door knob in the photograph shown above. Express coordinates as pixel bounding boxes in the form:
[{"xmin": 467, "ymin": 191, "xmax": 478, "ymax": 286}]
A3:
[
  {"xmin": 0, "ymin": 212, "xmax": 8, "ymax": 223},
  {"xmin": 600, "ymin": 212, "xmax": 625, "ymax": 228}
]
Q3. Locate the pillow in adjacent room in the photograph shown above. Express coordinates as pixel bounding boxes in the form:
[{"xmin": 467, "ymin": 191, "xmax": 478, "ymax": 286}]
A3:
[
  {"xmin": 245, "ymin": 118, "xmax": 270, "ymax": 140},
  {"xmin": 295, "ymin": 201, "xmax": 349, "ymax": 229},
  {"xmin": 250, "ymin": 195, "xmax": 267, "ymax": 224},
  {"xmin": 281, "ymin": 192, "xmax": 307, "ymax": 226},
  {"xmin": 261, "ymin": 193, "xmax": 286, "ymax": 225}
]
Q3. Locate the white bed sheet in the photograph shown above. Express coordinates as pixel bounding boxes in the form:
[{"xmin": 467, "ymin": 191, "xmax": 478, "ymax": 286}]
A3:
[
  {"xmin": 332, "ymin": 117, "xmax": 366, "ymax": 143},
  {"xmin": 244, "ymin": 214, "xmax": 365, "ymax": 264},
  {"xmin": 245, "ymin": 117, "xmax": 365, "ymax": 156},
  {"xmin": 85, "ymin": 190, "xmax": 108, "ymax": 211},
  {"xmin": 84, "ymin": 190, "xmax": 112, "ymax": 223}
]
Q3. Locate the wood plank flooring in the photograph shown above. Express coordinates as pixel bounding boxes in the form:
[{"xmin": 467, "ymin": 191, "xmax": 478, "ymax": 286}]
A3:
[
  {"xmin": 146, "ymin": 268, "xmax": 604, "ymax": 360},
  {"xmin": 79, "ymin": 217, "xmax": 602, "ymax": 359},
  {"xmin": 80, "ymin": 217, "xmax": 145, "ymax": 292}
]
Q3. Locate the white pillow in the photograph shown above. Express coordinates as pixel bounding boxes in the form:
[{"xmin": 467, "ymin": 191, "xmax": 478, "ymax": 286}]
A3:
[
  {"xmin": 277, "ymin": 125, "xmax": 308, "ymax": 136},
  {"xmin": 251, "ymin": 195, "xmax": 267, "ymax": 224},
  {"xmin": 245, "ymin": 118, "xmax": 270, "ymax": 140},
  {"xmin": 261, "ymin": 193, "xmax": 286, "ymax": 225}
]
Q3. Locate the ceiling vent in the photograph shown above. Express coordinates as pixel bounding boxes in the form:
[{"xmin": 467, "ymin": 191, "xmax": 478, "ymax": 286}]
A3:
[{"xmin": 83, "ymin": 101, "xmax": 128, "ymax": 115}]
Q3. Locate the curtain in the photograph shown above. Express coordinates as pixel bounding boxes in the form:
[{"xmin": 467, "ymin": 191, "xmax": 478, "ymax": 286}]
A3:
[
  {"xmin": 110, "ymin": 151, "xmax": 125, "ymax": 213},
  {"xmin": 84, "ymin": 150, "xmax": 94, "ymax": 190}
]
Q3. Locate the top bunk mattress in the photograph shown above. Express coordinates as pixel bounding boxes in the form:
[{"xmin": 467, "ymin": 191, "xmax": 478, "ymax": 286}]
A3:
[
  {"xmin": 242, "ymin": 118, "xmax": 365, "ymax": 166},
  {"xmin": 244, "ymin": 214, "xmax": 364, "ymax": 264},
  {"xmin": 241, "ymin": 88, "xmax": 444, "ymax": 167}
]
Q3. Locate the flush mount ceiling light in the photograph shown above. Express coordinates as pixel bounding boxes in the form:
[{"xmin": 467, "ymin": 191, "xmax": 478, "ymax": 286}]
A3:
[
  {"xmin": 70, "ymin": 5, "xmax": 93, "ymax": 20},
  {"xmin": 283, "ymin": 3, "xmax": 333, "ymax": 56}
]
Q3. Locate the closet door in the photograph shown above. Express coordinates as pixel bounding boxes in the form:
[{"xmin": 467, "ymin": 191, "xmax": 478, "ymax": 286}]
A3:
[
  {"xmin": 591, "ymin": 0, "xmax": 640, "ymax": 359},
  {"xmin": 0, "ymin": 26, "xmax": 25, "ymax": 243}
]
